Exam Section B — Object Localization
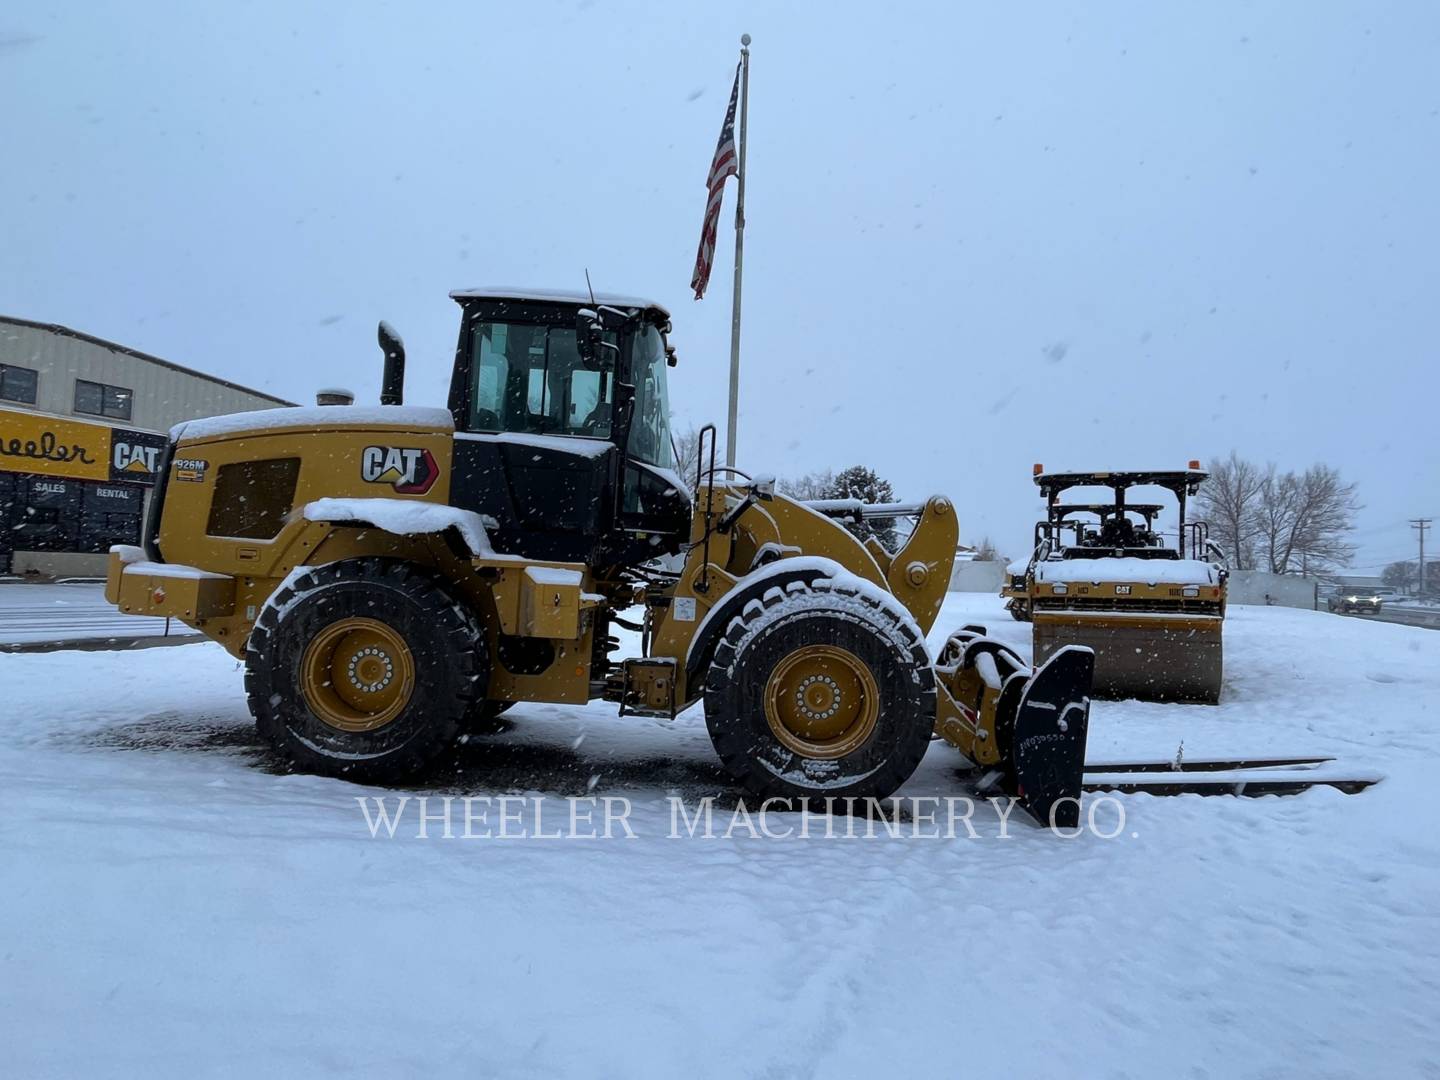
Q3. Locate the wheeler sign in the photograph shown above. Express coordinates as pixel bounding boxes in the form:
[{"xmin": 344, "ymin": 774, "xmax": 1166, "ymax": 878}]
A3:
[{"xmin": 0, "ymin": 406, "xmax": 167, "ymax": 485}]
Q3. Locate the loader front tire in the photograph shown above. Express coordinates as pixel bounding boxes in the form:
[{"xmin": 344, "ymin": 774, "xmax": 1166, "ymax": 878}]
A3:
[
  {"xmin": 704, "ymin": 578, "xmax": 935, "ymax": 803},
  {"xmin": 245, "ymin": 558, "xmax": 484, "ymax": 782}
]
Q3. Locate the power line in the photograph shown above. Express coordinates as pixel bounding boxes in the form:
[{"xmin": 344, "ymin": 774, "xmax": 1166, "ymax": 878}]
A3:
[
  {"xmin": 1414, "ymin": 519, "xmax": 1433, "ymax": 593},
  {"xmin": 1350, "ymin": 517, "xmax": 1426, "ymax": 538},
  {"xmin": 1342, "ymin": 553, "xmax": 1422, "ymax": 570}
]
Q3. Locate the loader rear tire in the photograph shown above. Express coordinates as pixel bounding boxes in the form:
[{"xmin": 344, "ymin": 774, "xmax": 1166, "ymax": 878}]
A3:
[
  {"xmin": 244, "ymin": 558, "xmax": 484, "ymax": 782},
  {"xmin": 704, "ymin": 577, "xmax": 935, "ymax": 803}
]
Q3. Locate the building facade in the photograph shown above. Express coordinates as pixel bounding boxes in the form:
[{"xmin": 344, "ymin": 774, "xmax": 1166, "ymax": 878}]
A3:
[{"xmin": 1, "ymin": 316, "xmax": 293, "ymax": 576}]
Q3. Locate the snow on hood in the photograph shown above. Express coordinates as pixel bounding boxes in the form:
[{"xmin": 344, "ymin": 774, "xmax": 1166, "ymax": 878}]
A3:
[
  {"xmin": 1035, "ymin": 557, "xmax": 1218, "ymax": 586},
  {"xmin": 302, "ymin": 498, "xmax": 493, "ymax": 557},
  {"xmin": 173, "ymin": 405, "xmax": 454, "ymax": 442}
]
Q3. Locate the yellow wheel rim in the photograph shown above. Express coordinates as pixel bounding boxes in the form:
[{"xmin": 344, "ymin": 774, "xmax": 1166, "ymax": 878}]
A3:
[
  {"xmin": 300, "ymin": 617, "xmax": 415, "ymax": 733},
  {"xmin": 764, "ymin": 645, "xmax": 880, "ymax": 759}
]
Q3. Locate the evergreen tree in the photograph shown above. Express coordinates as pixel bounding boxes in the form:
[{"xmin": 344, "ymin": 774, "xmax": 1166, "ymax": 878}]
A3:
[{"xmin": 823, "ymin": 465, "xmax": 899, "ymax": 550}]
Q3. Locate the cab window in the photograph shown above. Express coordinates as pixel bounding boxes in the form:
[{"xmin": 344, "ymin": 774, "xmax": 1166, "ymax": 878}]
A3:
[{"xmin": 469, "ymin": 320, "xmax": 614, "ymax": 437}]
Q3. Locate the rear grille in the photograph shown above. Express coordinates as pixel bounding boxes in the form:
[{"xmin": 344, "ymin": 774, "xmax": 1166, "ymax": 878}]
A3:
[{"xmin": 1034, "ymin": 596, "xmax": 1223, "ymax": 615}]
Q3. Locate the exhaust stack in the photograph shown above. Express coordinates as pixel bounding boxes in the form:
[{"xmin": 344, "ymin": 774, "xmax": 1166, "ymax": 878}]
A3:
[{"xmin": 378, "ymin": 321, "xmax": 405, "ymax": 405}]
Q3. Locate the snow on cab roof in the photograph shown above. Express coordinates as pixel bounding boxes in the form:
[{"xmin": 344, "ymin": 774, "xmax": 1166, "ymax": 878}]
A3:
[{"xmin": 449, "ymin": 285, "xmax": 670, "ymax": 317}]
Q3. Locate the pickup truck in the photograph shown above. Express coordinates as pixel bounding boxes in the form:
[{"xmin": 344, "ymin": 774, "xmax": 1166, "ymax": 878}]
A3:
[{"xmin": 1328, "ymin": 588, "xmax": 1384, "ymax": 615}]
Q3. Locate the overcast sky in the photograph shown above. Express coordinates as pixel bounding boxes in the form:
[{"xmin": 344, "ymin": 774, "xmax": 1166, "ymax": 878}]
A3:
[{"xmin": 2, "ymin": 1, "xmax": 1435, "ymax": 568}]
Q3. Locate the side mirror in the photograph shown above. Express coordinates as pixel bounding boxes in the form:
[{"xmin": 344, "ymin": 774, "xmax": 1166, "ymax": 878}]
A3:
[
  {"xmin": 665, "ymin": 344, "xmax": 678, "ymax": 368},
  {"xmin": 575, "ymin": 310, "xmax": 602, "ymax": 369},
  {"xmin": 577, "ymin": 307, "xmax": 626, "ymax": 371},
  {"xmin": 595, "ymin": 304, "xmax": 630, "ymax": 331}
]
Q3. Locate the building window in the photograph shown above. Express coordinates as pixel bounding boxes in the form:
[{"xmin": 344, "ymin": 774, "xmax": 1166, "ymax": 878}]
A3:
[
  {"xmin": 74, "ymin": 378, "xmax": 133, "ymax": 421},
  {"xmin": 0, "ymin": 363, "xmax": 38, "ymax": 404}
]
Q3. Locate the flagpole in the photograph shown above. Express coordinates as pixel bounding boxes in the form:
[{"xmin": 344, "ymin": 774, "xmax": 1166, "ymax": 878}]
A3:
[{"xmin": 725, "ymin": 33, "xmax": 750, "ymax": 468}]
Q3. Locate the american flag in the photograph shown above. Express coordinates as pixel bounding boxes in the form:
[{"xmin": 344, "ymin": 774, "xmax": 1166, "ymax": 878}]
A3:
[{"xmin": 690, "ymin": 63, "xmax": 741, "ymax": 300}]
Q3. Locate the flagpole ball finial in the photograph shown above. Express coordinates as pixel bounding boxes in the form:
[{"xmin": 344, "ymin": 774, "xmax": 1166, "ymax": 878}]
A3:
[{"xmin": 741, "ymin": 33, "xmax": 751, "ymax": 46}]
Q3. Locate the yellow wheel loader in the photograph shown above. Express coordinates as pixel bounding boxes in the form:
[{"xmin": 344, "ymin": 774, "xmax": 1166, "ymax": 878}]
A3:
[{"xmin": 105, "ymin": 288, "xmax": 1095, "ymax": 825}]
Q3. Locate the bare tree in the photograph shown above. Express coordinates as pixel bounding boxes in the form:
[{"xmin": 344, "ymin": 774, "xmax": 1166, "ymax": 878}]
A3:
[
  {"xmin": 973, "ymin": 535, "xmax": 1000, "ymax": 561},
  {"xmin": 1383, "ymin": 560, "xmax": 1419, "ymax": 592},
  {"xmin": 1195, "ymin": 451, "xmax": 1265, "ymax": 569},
  {"xmin": 1197, "ymin": 453, "xmax": 1358, "ymax": 575},
  {"xmin": 778, "ymin": 469, "xmax": 835, "ymax": 502},
  {"xmin": 1254, "ymin": 463, "xmax": 1359, "ymax": 574}
]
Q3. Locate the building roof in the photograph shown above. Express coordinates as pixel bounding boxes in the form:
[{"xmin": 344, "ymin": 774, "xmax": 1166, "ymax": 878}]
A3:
[
  {"xmin": 0, "ymin": 315, "xmax": 295, "ymax": 406},
  {"xmin": 448, "ymin": 286, "xmax": 670, "ymax": 318}
]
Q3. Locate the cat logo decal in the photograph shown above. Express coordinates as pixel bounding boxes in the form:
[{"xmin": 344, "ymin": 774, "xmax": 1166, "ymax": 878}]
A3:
[{"xmin": 361, "ymin": 446, "xmax": 439, "ymax": 495}]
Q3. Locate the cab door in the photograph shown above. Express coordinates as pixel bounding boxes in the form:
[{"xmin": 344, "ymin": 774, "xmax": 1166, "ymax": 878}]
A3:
[{"xmin": 448, "ymin": 305, "xmax": 620, "ymax": 563}]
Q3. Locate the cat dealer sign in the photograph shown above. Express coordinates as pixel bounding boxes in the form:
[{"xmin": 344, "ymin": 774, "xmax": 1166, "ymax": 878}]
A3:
[{"xmin": 0, "ymin": 406, "xmax": 168, "ymax": 486}]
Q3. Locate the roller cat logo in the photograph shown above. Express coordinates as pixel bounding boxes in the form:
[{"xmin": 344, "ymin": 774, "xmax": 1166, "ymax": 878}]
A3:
[{"xmin": 362, "ymin": 445, "xmax": 438, "ymax": 495}]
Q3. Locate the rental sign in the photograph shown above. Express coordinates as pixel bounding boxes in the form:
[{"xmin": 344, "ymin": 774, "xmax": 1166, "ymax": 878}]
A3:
[{"xmin": 0, "ymin": 406, "xmax": 167, "ymax": 485}]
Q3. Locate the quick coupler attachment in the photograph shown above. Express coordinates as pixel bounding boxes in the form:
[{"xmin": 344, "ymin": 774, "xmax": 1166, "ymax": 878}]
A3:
[{"xmin": 1005, "ymin": 645, "xmax": 1094, "ymax": 830}]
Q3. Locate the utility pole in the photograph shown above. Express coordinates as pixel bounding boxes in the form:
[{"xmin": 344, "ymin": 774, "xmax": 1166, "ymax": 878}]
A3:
[{"xmin": 1413, "ymin": 518, "xmax": 1432, "ymax": 595}]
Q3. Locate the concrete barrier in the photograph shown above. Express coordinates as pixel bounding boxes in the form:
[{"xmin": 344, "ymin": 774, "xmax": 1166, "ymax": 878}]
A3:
[
  {"xmin": 1226, "ymin": 570, "xmax": 1319, "ymax": 609},
  {"xmin": 949, "ymin": 560, "xmax": 1006, "ymax": 593}
]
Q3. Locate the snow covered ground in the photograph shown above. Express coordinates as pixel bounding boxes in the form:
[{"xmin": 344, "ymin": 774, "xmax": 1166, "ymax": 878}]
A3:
[{"xmin": 2, "ymin": 595, "xmax": 1438, "ymax": 1077}]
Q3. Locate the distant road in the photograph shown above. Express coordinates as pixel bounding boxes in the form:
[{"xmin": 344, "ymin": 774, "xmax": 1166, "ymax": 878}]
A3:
[{"xmin": 1332, "ymin": 605, "xmax": 1440, "ymax": 632}]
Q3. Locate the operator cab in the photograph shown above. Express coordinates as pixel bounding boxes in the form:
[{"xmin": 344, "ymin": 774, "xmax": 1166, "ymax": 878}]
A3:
[
  {"xmin": 445, "ymin": 287, "xmax": 691, "ymax": 566},
  {"xmin": 1056, "ymin": 504, "xmax": 1166, "ymax": 555}
]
